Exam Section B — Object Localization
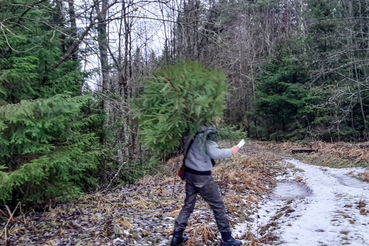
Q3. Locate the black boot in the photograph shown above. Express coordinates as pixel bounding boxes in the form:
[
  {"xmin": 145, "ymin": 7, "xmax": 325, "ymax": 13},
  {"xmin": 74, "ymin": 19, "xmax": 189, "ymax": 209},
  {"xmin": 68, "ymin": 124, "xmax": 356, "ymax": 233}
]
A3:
[
  {"xmin": 221, "ymin": 232, "xmax": 242, "ymax": 246},
  {"xmin": 220, "ymin": 237, "xmax": 243, "ymax": 246},
  {"xmin": 170, "ymin": 235, "xmax": 189, "ymax": 246}
]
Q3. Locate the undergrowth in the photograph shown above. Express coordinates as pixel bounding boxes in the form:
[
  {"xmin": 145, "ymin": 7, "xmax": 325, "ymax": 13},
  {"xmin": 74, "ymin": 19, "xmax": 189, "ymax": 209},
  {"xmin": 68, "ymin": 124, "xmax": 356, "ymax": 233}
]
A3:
[
  {"xmin": 251, "ymin": 140, "xmax": 369, "ymax": 184},
  {"xmin": 3, "ymin": 140, "xmax": 367, "ymax": 245},
  {"xmin": 252, "ymin": 141, "xmax": 369, "ymax": 169}
]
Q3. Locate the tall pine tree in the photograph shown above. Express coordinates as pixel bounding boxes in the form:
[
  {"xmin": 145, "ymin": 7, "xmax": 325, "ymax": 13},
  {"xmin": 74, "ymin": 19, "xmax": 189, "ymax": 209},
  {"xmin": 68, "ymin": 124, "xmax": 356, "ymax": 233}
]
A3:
[{"xmin": 0, "ymin": 0, "xmax": 103, "ymax": 204}]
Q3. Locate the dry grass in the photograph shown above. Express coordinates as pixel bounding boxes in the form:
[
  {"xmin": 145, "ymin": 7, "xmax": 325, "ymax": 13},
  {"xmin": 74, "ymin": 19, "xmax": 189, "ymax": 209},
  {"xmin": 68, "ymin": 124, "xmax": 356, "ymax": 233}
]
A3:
[
  {"xmin": 214, "ymin": 154, "xmax": 279, "ymax": 196},
  {"xmin": 250, "ymin": 140, "xmax": 369, "ymax": 185},
  {"xmin": 115, "ymin": 218, "xmax": 134, "ymax": 229},
  {"xmin": 357, "ymin": 172, "xmax": 369, "ymax": 182},
  {"xmin": 144, "ymin": 146, "xmax": 284, "ymax": 246},
  {"xmin": 98, "ymin": 141, "xmax": 367, "ymax": 245},
  {"xmin": 12, "ymin": 140, "xmax": 366, "ymax": 245},
  {"xmin": 252, "ymin": 140, "xmax": 369, "ymax": 168},
  {"xmin": 186, "ymin": 222, "xmax": 218, "ymax": 246},
  {"xmin": 241, "ymin": 232, "xmax": 262, "ymax": 246}
]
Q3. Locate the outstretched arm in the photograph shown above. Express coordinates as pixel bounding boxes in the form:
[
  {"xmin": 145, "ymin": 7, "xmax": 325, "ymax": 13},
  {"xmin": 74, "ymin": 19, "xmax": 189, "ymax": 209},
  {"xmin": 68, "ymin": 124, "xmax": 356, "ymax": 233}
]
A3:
[{"xmin": 206, "ymin": 141, "xmax": 238, "ymax": 159}]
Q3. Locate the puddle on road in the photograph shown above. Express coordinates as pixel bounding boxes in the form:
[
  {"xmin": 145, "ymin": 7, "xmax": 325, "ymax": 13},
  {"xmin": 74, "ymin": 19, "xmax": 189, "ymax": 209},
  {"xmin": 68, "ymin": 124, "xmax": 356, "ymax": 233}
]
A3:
[
  {"xmin": 336, "ymin": 174, "xmax": 368, "ymax": 188},
  {"xmin": 270, "ymin": 181, "xmax": 312, "ymax": 200}
]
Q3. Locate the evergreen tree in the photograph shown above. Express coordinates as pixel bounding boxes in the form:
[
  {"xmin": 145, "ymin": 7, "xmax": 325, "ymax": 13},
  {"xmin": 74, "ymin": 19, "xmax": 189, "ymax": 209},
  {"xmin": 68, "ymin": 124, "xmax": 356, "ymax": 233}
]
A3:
[
  {"xmin": 0, "ymin": 0, "xmax": 103, "ymax": 204},
  {"xmin": 135, "ymin": 61, "xmax": 228, "ymax": 153},
  {"xmin": 254, "ymin": 0, "xmax": 369, "ymax": 141},
  {"xmin": 0, "ymin": 0, "xmax": 82, "ymax": 103},
  {"xmin": 304, "ymin": 0, "xmax": 369, "ymax": 141},
  {"xmin": 0, "ymin": 95, "xmax": 103, "ymax": 203},
  {"xmin": 255, "ymin": 39, "xmax": 312, "ymax": 141}
]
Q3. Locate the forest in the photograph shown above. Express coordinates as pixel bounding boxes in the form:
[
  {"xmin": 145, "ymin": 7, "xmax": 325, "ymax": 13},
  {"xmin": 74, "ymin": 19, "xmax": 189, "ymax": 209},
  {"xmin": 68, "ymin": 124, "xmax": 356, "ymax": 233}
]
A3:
[{"xmin": 1, "ymin": 0, "xmax": 369, "ymax": 206}]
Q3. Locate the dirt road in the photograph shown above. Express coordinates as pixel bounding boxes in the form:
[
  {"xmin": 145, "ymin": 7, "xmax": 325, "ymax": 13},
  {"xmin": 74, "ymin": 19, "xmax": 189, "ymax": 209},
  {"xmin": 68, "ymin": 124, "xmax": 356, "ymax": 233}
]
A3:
[{"xmin": 240, "ymin": 158, "xmax": 369, "ymax": 246}]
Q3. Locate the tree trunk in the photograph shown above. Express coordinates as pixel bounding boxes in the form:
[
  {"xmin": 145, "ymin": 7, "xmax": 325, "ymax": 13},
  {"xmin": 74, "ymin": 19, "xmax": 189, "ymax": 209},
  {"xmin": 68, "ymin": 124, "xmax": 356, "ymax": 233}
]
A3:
[
  {"xmin": 68, "ymin": 0, "xmax": 79, "ymax": 61},
  {"xmin": 96, "ymin": 0, "xmax": 111, "ymax": 141}
]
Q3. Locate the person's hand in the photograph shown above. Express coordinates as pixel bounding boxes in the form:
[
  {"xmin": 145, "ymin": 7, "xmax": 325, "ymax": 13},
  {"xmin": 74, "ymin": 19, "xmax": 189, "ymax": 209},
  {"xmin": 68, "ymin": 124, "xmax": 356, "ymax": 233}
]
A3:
[{"xmin": 231, "ymin": 146, "xmax": 239, "ymax": 155}]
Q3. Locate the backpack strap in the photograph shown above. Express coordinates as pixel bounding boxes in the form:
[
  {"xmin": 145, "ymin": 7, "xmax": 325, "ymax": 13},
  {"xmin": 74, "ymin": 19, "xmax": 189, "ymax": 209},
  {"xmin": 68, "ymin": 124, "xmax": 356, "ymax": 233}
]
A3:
[
  {"xmin": 178, "ymin": 133, "xmax": 197, "ymax": 180},
  {"xmin": 184, "ymin": 134, "xmax": 197, "ymax": 161}
]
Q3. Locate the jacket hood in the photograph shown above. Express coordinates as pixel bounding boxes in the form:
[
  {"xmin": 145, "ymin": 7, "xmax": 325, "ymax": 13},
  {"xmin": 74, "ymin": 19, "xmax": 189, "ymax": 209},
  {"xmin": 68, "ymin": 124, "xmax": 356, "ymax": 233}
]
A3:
[{"xmin": 198, "ymin": 125, "xmax": 217, "ymax": 134}]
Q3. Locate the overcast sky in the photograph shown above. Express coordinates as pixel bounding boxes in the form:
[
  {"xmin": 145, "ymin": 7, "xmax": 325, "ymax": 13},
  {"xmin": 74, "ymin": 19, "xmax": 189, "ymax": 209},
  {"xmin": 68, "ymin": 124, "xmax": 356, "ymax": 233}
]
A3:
[{"xmin": 72, "ymin": 0, "xmax": 177, "ymax": 91}]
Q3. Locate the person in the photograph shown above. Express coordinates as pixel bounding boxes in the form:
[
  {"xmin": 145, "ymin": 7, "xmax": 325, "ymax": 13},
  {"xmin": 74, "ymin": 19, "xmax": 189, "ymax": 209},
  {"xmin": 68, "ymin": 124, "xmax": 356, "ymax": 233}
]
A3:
[{"xmin": 171, "ymin": 125, "xmax": 243, "ymax": 246}]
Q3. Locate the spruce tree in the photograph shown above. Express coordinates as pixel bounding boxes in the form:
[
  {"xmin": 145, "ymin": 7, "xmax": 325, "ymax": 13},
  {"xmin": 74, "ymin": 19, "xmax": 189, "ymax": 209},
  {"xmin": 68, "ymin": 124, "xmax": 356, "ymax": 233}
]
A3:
[
  {"xmin": 0, "ymin": 95, "xmax": 102, "ymax": 203},
  {"xmin": 135, "ymin": 61, "xmax": 228, "ymax": 153},
  {"xmin": 255, "ymin": 39, "xmax": 312, "ymax": 141},
  {"xmin": 0, "ymin": 0, "xmax": 82, "ymax": 103},
  {"xmin": 0, "ymin": 1, "xmax": 103, "ymax": 204}
]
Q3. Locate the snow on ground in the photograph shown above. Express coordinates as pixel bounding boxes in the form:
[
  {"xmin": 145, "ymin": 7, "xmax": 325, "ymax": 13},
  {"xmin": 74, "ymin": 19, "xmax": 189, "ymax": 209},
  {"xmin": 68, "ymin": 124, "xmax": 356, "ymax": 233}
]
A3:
[{"xmin": 235, "ymin": 158, "xmax": 369, "ymax": 246}]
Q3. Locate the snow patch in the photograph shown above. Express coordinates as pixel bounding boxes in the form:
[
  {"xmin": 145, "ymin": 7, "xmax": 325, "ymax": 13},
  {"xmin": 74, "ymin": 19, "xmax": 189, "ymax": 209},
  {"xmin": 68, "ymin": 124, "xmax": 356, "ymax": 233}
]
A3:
[
  {"xmin": 235, "ymin": 158, "xmax": 369, "ymax": 246},
  {"xmin": 270, "ymin": 180, "xmax": 312, "ymax": 200}
]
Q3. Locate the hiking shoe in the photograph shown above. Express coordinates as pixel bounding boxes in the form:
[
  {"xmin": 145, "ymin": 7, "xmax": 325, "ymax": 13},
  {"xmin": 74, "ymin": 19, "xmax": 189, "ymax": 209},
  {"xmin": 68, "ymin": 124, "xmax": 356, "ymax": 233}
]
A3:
[
  {"xmin": 170, "ymin": 236, "xmax": 189, "ymax": 246},
  {"xmin": 221, "ymin": 237, "xmax": 243, "ymax": 246}
]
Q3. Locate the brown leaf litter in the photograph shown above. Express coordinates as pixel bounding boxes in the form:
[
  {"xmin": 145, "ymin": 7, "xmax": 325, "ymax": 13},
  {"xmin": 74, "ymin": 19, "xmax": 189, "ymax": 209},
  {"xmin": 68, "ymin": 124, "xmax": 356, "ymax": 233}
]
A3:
[{"xmin": 1, "ymin": 141, "xmax": 368, "ymax": 246}]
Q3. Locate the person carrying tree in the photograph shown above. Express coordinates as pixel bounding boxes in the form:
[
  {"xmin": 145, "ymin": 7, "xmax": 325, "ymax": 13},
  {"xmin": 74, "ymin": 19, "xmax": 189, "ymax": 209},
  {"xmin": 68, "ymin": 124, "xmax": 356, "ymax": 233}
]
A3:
[{"xmin": 171, "ymin": 125, "xmax": 243, "ymax": 246}]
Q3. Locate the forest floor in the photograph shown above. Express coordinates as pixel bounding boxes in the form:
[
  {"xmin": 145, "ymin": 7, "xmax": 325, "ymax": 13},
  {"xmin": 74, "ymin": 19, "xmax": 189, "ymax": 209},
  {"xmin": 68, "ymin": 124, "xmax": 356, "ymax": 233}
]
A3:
[{"xmin": 1, "ymin": 141, "xmax": 369, "ymax": 246}]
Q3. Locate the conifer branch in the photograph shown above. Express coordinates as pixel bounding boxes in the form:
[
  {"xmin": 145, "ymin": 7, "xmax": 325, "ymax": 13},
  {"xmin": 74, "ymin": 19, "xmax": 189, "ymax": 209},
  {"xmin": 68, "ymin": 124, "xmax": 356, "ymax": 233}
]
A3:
[
  {"xmin": 0, "ymin": 23, "xmax": 40, "ymax": 53},
  {"xmin": 167, "ymin": 78, "xmax": 179, "ymax": 93},
  {"xmin": 17, "ymin": 0, "xmax": 47, "ymax": 25}
]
